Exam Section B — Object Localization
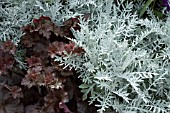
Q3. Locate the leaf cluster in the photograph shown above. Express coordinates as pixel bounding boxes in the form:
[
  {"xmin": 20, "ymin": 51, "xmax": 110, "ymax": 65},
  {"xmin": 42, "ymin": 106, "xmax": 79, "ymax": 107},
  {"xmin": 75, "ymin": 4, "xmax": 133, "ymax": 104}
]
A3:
[
  {"xmin": 0, "ymin": 14, "xmax": 96, "ymax": 113},
  {"xmin": 54, "ymin": 0, "xmax": 170, "ymax": 113}
]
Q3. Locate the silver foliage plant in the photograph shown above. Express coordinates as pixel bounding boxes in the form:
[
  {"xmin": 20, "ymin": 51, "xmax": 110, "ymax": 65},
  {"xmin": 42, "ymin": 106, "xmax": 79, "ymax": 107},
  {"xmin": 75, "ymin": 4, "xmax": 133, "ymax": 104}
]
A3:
[
  {"xmin": 1, "ymin": 0, "xmax": 170, "ymax": 112},
  {"xmin": 54, "ymin": 0, "xmax": 170, "ymax": 113}
]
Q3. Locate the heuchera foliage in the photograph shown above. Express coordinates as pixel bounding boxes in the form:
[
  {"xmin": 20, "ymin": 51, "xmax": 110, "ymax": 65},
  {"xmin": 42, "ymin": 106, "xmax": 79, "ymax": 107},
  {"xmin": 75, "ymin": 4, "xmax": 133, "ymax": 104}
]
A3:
[
  {"xmin": 0, "ymin": 15, "xmax": 96, "ymax": 113},
  {"xmin": 0, "ymin": 40, "xmax": 16, "ymax": 75}
]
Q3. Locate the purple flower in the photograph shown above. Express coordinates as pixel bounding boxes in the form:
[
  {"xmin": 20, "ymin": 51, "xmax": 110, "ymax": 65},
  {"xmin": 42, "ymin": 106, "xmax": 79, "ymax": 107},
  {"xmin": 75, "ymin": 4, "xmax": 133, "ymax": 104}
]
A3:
[{"xmin": 162, "ymin": 0, "xmax": 170, "ymax": 11}]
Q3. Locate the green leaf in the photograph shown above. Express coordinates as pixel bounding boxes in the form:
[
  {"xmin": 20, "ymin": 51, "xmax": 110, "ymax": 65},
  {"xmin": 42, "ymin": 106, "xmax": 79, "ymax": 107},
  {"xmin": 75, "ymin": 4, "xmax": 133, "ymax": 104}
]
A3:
[
  {"xmin": 139, "ymin": 0, "xmax": 154, "ymax": 17},
  {"xmin": 153, "ymin": 10, "xmax": 164, "ymax": 19}
]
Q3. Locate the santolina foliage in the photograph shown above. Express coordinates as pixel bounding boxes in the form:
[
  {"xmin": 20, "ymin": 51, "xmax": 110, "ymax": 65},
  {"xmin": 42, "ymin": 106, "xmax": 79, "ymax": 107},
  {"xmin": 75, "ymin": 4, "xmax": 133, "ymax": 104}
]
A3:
[{"xmin": 54, "ymin": 0, "xmax": 170, "ymax": 113}]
